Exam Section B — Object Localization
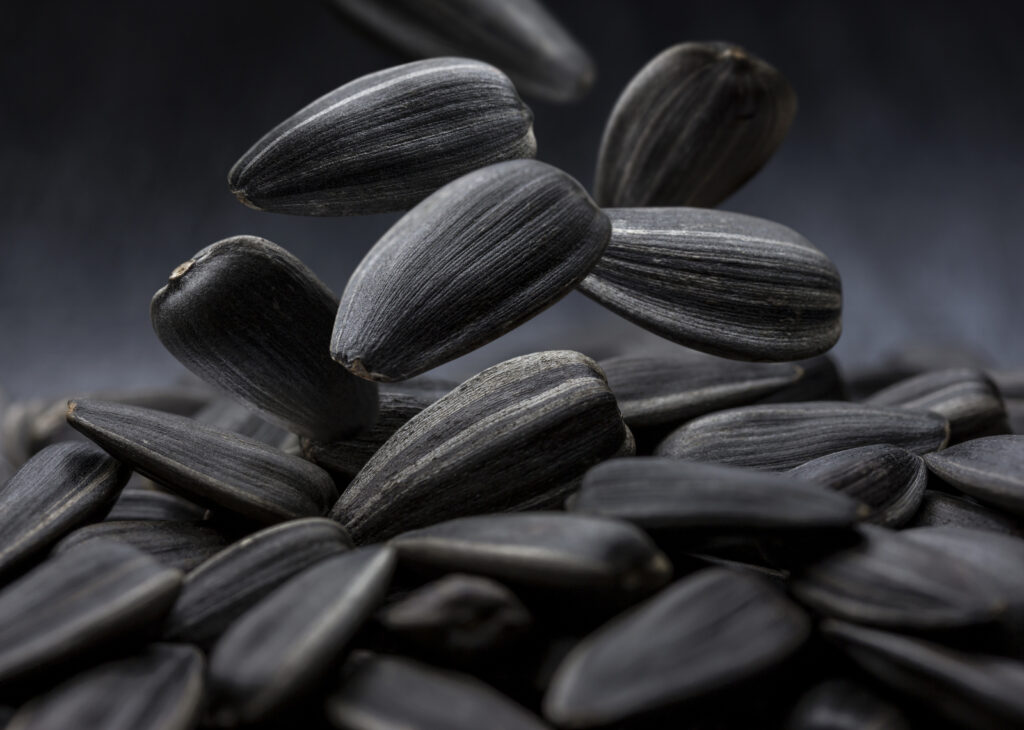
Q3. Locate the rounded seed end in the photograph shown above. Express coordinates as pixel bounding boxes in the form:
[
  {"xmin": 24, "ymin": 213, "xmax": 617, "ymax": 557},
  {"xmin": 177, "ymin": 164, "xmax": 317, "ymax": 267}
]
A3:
[{"xmin": 170, "ymin": 260, "xmax": 194, "ymax": 280}]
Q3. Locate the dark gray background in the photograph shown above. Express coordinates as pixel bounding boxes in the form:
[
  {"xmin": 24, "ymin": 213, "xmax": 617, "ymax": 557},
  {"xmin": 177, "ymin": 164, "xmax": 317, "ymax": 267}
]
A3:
[{"xmin": 2, "ymin": 0, "xmax": 1022, "ymax": 398}]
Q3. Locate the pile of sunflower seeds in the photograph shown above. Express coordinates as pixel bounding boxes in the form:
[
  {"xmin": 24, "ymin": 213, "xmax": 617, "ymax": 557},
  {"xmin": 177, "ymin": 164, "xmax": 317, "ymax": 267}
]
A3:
[{"xmin": 2, "ymin": 2, "xmax": 1023, "ymax": 728}]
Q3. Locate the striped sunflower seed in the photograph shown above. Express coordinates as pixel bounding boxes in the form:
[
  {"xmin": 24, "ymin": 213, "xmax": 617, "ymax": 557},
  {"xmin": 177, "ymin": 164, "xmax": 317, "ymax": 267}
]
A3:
[
  {"xmin": 785, "ymin": 679, "xmax": 910, "ymax": 730},
  {"xmin": 329, "ymin": 351, "xmax": 633, "ymax": 543},
  {"xmin": 164, "ymin": 517, "xmax": 352, "ymax": 647},
  {"xmin": 106, "ymin": 487, "xmax": 209, "ymax": 522},
  {"xmin": 228, "ymin": 58, "xmax": 535, "ymax": 216},
  {"xmin": 594, "ymin": 42, "xmax": 796, "ymax": 208},
  {"xmin": 571, "ymin": 457, "xmax": 865, "ymax": 538},
  {"xmin": 331, "ymin": 160, "xmax": 610, "ymax": 382},
  {"xmin": 53, "ymin": 520, "xmax": 230, "ymax": 572},
  {"xmin": 0, "ymin": 442, "xmax": 129, "ymax": 580},
  {"xmin": 389, "ymin": 512, "xmax": 671, "ymax": 596},
  {"xmin": 66, "ymin": 399, "xmax": 338, "ymax": 525},
  {"xmin": 543, "ymin": 568, "xmax": 810, "ymax": 728},
  {"xmin": 866, "ymin": 368, "xmax": 1009, "ymax": 443},
  {"xmin": 578, "ymin": 207, "xmax": 842, "ymax": 361},
  {"xmin": 151, "ymin": 235, "xmax": 378, "ymax": 441},
  {"xmin": 206, "ymin": 546, "xmax": 395, "ymax": 727},
  {"xmin": 6, "ymin": 643, "xmax": 204, "ymax": 730},
  {"xmin": 788, "ymin": 445, "xmax": 927, "ymax": 526},
  {"xmin": 790, "ymin": 526, "xmax": 1007, "ymax": 632},
  {"xmin": 327, "ymin": 652, "xmax": 548, "ymax": 730},
  {"xmin": 906, "ymin": 490, "xmax": 1024, "ymax": 535},
  {"xmin": 822, "ymin": 619, "xmax": 1024, "ymax": 729},
  {"xmin": 327, "ymin": 0, "xmax": 594, "ymax": 103},
  {"xmin": 656, "ymin": 402, "xmax": 950, "ymax": 470},
  {"xmin": 0, "ymin": 540, "xmax": 181, "ymax": 685},
  {"xmin": 923, "ymin": 435, "xmax": 1024, "ymax": 516}
]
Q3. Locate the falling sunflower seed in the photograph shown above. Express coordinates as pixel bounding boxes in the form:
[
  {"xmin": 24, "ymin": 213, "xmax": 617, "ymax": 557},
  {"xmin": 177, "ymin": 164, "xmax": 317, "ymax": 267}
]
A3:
[
  {"xmin": 906, "ymin": 490, "xmax": 1024, "ymax": 535},
  {"xmin": 656, "ymin": 402, "xmax": 949, "ymax": 470},
  {"xmin": 578, "ymin": 207, "xmax": 842, "ymax": 361},
  {"xmin": 66, "ymin": 399, "xmax": 338, "ymax": 525},
  {"xmin": 923, "ymin": 435, "xmax": 1024, "ymax": 516},
  {"xmin": 53, "ymin": 520, "xmax": 230, "ymax": 572},
  {"xmin": 331, "ymin": 160, "xmax": 610, "ymax": 382},
  {"xmin": 151, "ymin": 235, "xmax": 378, "ymax": 441},
  {"xmin": 228, "ymin": 58, "xmax": 536, "ymax": 216},
  {"xmin": 785, "ymin": 678, "xmax": 910, "ymax": 730},
  {"xmin": 329, "ymin": 351, "xmax": 633, "ymax": 543},
  {"xmin": 594, "ymin": 42, "xmax": 796, "ymax": 208},
  {"xmin": 0, "ymin": 442, "xmax": 129, "ymax": 580},
  {"xmin": 788, "ymin": 445, "xmax": 927, "ymax": 526},
  {"xmin": 106, "ymin": 487, "xmax": 209, "ymax": 522}
]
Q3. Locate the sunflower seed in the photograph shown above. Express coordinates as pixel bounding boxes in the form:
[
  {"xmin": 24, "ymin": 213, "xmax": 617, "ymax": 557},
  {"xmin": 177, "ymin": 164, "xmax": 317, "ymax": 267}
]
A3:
[
  {"xmin": 331, "ymin": 161, "xmax": 610, "ymax": 382},
  {"xmin": 598, "ymin": 352, "xmax": 802, "ymax": 428},
  {"xmin": 66, "ymin": 399, "xmax": 338, "ymax": 525},
  {"xmin": 822, "ymin": 619, "xmax": 1024, "ymax": 729},
  {"xmin": 106, "ymin": 487, "xmax": 209, "ymax": 522},
  {"xmin": 6, "ymin": 643, "xmax": 204, "ymax": 730},
  {"xmin": 228, "ymin": 58, "xmax": 535, "ymax": 216},
  {"xmin": 594, "ymin": 42, "xmax": 797, "ymax": 208},
  {"xmin": 572, "ymin": 458, "xmax": 864, "ymax": 538},
  {"xmin": 194, "ymin": 398, "xmax": 290, "ymax": 448},
  {"xmin": 923, "ymin": 436, "xmax": 1024, "ymax": 516},
  {"xmin": 0, "ymin": 442, "xmax": 129, "ymax": 580},
  {"xmin": 757, "ymin": 355, "xmax": 847, "ymax": 403},
  {"xmin": 377, "ymin": 574, "xmax": 532, "ymax": 658},
  {"xmin": 53, "ymin": 520, "xmax": 230, "ymax": 572},
  {"xmin": 656, "ymin": 402, "xmax": 950, "ymax": 470},
  {"xmin": 578, "ymin": 207, "xmax": 842, "ymax": 361},
  {"xmin": 906, "ymin": 490, "xmax": 1024, "ymax": 535},
  {"xmin": 327, "ymin": 0, "xmax": 594, "ymax": 103},
  {"xmin": 0, "ymin": 540, "xmax": 181, "ymax": 685},
  {"xmin": 390, "ymin": 512, "xmax": 670, "ymax": 596},
  {"xmin": 151, "ymin": 235, "xmax": 378, "ymax": 441},
  {"xmin": 543, "ymin": 568, "xmax": 810, "ymax": 727},
  {"xmin": 790, "ymin": 526, "xmax": 1007, "ymax": 632},
  {"xmin": 866, "ymin": 368, "xmax": 1009, "ymax": 443},
  {"xmin": 785, "ymin": 678, "xmax": 910, "ymax": 730},
  {"xmin": 164, "ymin": 517, "xmax": 352, "ymax": 647},
  {"xmin": 329, "ymin": 351, "xmax": 633, "ymax": 543},
  {"xmin": 207, "ymin": 546, "xmax": 395, "ymax": 727},
  {"xmin": 788, "ymin": 445, "xmax": 927, "ymax": 526}
]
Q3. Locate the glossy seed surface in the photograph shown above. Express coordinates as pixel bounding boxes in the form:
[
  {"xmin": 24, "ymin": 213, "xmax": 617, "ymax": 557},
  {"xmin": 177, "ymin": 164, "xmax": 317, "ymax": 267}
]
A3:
[
  {"xmin": 923, "ymin": 435, "xmax": 1024, "ymax": 515},
  {"xmin": 53, "ymin": 520, "xmax": 229, "ymax": 572}
]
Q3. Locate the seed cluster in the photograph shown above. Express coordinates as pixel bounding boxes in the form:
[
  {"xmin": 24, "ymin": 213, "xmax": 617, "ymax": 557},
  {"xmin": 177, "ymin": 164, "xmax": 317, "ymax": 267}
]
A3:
[{"xmin": 1, "ymin": 4, "xmax": 1022, "ymax": 729}]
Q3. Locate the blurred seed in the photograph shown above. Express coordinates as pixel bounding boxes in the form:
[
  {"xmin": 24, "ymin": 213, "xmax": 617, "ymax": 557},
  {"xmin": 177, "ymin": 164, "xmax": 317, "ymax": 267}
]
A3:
[
  {"xmin": 327, "ymin": 0, "xmax": 594, "ymax": 103},
  {"xmin": 595, "ymin": 42, "xmax": 796, "ymax": 208},
  {"xmin": 390, "ymin": 512, "xmax": 670, "ymax": 596},
  {"xmin": 207, "ymin": 546, "xmax": 395, "ymax": 727},
  {"xmin": 823, "ymin": 619, "xmax": 1024, "ymax": 729},
  {"xmin": 0, "ymin": 541, "xmax": 181, "ymax": 684},
  {"xmin": 785, "ymin": 678, "xmax": 910, "ymax": 730},
  {"xmin": 1009, "ymin": 400, "xmax": 1024, "ymax": 435},
  {"xmin": 757, "ymin": 354, "xmax": 847, "ymax": 403},
  {"xmin": 228, "ymin": 58, "xmax": 536, "ymax": 216},
  {"xmin": 53, "ymin": 520, "xmax": 229, "ymax": 572},
  {"xmin": 990, "ymin": 370, "xmax": 1024, "ymax": 399},
  {"xmin": 789, "ymin": 445, "xmax": 927, "ymax": 526},
  {"xmin": 330, "ymin": 351, "xmax": 633, "ymax": 543},
  {"xmin": 790, "ymin": 526, "xmax": 1007, "ymax": 632},
  {"xmin": 332, "ymin": 161, "xmax": 610, "ymax": 382},
  {"xmin": 106, "ymin": 487, "xmax": 209, "ymax": 522},
  {"xmin": 194, "ymin": 398, "xmax": 290, "ymax": 449},
  {"xmin": 543, "ymin": 568, "xmax": 810, "ymax": 728},
  {"xmin": 66, "ymin": 399, "xmax": 338, "ymax": 525},
  {"xmin": 578, "ymin": 207, "xmax": 841, "ymax": 361},
  {"xmin": 656, "ymin": 402, "xmax": 950, "ymax": 470},
  {"xmin": 6, "ymin": 643, "xmax": 204, "ymax": 730},
  {"xmin": 572, "ymin": 457, "xmax": 864, "ymax": 538},
  {"xmin": 164, "ymin": 517, "xmax": 352, "ymax": 647},
  {"xmin": 866, "ymin": 368, "xmax": 1009, "ymax": 443},
  {"xmin": 924, "ymin": 436, "xmax": 1024, "ymax": 516},
  {"xmin": 151, "ymin": 235, "xmax": 378, "ymax": 441},
  {"xmin": 906, "ymin": 490, "xmax": 1024, "ymax": 536},
  {"xmin": 0, "ymin": 442, "xmax": 129, "ymax": 580}
]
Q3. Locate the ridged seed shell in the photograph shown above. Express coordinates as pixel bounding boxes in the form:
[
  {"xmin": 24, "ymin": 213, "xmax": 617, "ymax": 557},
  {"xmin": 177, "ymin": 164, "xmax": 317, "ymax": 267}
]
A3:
[
  {"xmin": 923, "ymin": 435, "xmax": 1024, "ymax": 516},
  {"xmin": 53, "ymin": 520, "xmax": 230, "ymax": 572}
]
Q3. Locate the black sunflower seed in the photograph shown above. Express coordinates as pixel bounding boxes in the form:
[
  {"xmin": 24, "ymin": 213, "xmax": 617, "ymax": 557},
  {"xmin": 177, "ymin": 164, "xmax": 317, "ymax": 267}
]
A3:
[
  {"xmin": 329, "ymin": 351, "xmax": 633, "ymax": 543},
  {"xmin": 788, "ymin": 445, "xmax": 927, "ymax": 526},
  {"xmin": 906, "ymin": 490, "xmax": 1024, "ymax": 535},
  {"xmin": 53, "ymin": 520, "xmax": 230, "ymax": 572},
  {"xmin": 0, "ymin": 442, "xmax": 129, "ymax": 580},
  {"xmin": 594, "ymin": 42, "xmax": 796, "ymax": 208},
  {"xmin": 923, "ymin": 435, "xmax": 1024, "ymax": 516},
  {"xmin": 656, "ymin": 402, "xmax": 949, "ymax": 470},
  {"xmin": 6, "ymin": 643, "xmax": 204, "ymax": 730},
  {"xmin": 578, "ymin": 207, "xmax": 841, "ymax": 361},
  {"xmin": 106, "ymin": 487, "xmax": 209, "ymax": 523},
  {"xmin": 228, "ymin": 58, "xmax": 536, "ymax": 215},
  {"xmin": 331, "ymin": 160, "xmax": 610, "ymax": 382},
  {"xmin": 150, "ymin": 235, "xmax": 378, "ymax": 442},
  {"xmin": 785, "ymin": 678, "xmax": 910, "ymax": 730},
  {"xmin": 543, "ymin": 568, "xmax": 811, "ymax": 728},
  {"xmin": 206, "ymin": 546, "xmax": 395, "ymax": 727}
]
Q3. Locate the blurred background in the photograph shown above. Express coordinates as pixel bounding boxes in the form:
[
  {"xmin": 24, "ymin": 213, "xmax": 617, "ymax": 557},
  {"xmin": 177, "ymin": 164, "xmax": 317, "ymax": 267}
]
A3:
[{"xmin": 1, "ymin": 0, "xmax": 1022, "ymax": 397}]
